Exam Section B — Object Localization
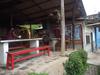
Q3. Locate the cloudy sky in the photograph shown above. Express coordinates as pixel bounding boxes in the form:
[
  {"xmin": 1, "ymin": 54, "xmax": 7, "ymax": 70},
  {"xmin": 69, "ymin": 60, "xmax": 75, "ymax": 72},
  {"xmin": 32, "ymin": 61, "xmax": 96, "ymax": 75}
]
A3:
[{"xmin": 82, "ymin": 0, "xmax": 100, "ymax": 15}]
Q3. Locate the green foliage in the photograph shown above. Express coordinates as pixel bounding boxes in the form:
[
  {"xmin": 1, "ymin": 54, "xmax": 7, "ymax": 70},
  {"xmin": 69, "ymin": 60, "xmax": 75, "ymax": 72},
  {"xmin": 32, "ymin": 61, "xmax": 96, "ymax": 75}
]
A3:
[
  {"xmin": 97, "ymin": 65, "xmax": 100, "ymax": 75},
  {"xmin": 28, "ymin": 72, "xmax": 48, "ymax": 75},
  {"xmin": 64, "ymin": 49, "xmax": 88, "ymax": 75}
]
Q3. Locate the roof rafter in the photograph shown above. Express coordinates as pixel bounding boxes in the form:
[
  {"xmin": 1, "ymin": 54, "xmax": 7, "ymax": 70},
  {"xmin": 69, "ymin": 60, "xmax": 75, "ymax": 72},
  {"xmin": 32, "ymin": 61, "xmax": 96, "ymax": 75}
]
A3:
[
  {"xmin": 30, "ymin": 8, "xmax": 73, "ymax": 20},
  {"xmin": 0, "ymin": 0, "xmax": 22, "ymax": 10},
  {"xmin": 6, "ymin": 1, "xmax": 74, "ymax": 21},
  {"xmin": 14, "ymin": 0, "xmax": 51, "ymax": 13},
  {"xmin": 26, "ymin": 1, "xmax": 74, "ymax": 17}
]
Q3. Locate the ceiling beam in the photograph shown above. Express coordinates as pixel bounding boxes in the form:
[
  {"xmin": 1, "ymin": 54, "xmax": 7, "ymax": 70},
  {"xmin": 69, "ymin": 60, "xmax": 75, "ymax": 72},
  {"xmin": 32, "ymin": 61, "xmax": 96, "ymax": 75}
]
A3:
[
  {"xmin": 13, "ymin": 8, "xmax": 75, "ymax": 24},
  {"xmin": 6, "ymin": 1, "xmax": 73, "ymax": 16},
  {"xmin": 31, "ymin": 0, "xmax": 48, "ymax": 16},
  {"xmin": 13, "ymin": 6, "xmax": 78, "ymax": 24},
  {"xmin": 31, "ymin": 0, "xmax": 44, "ymax": 10},
  {"xmin": 0, "ymin": 0, "xmax": 22, "ymax": 10},
  {"xmin": 29, "ymin": 8, "xmax": 73, "ymax": 20},
  {"xmin": 1, "ymin": 0, "xmax": 82, "ymax": 24},
  {"xmin": 26, "ymin": 1, "xmax": 74, "ymax": 17},
  {"xmin": 0, "ymin": 0, "xmax": 12, "ymax": 4},
  {"xmin": 5, "ymin": 1, "xmax": 74, "ymax": 22},
  {"xmin": 0, "ymin": 0, "xmax": 51, "ymax": 17},
  {"xmin": 27, "ymin": 8, "xmax": 74, "ymax": 23},
  {"xmin": 14, "ymin": 0, "xmax": 51, "ymax": 13}
]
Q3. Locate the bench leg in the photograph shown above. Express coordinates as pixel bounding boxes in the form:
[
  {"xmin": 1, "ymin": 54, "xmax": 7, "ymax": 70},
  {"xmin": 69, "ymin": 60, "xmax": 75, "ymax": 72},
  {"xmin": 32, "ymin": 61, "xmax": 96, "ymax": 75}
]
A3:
[
  {"xmin": 47, "ymin": 47, "xmax": 51, "ymax": 56},
  {"xmin": 6, "ymin": 54, "xmax": 14, "ymax": 70},
  {"xmin": 6, "ymin": 53, "xmax": 10, "ymax": 69},
  {"xmin": 11, "ymin": 55, "xmax": 14, "ymax": 70}
]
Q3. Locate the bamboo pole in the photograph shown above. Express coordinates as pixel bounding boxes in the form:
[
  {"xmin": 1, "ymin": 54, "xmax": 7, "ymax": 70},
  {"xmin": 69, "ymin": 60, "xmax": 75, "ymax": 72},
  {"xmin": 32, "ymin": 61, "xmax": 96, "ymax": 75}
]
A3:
[{"xmin": 61, "ymin": 0, "xmax": 65, "ymax": 56}]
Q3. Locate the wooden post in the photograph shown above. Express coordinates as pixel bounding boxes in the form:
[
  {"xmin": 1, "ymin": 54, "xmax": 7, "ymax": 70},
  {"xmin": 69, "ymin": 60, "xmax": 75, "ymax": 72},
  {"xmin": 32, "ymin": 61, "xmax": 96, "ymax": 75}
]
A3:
[
  {"xmin": 61, "ymin": 0, "xmax": 65, "ymax": 56},
  {"xmin": 94, "ymin": 27, "xmax": 97, "ymax": 50},
  {"xmin": 72, "ymin": 0, "xmax": 77, "ymax": 49},
  {"xmin": 80, "ymin": 24, "xmax": 84, "ymax": 49},
  {"xmin": 72, "ymin": 19, "xmax": 75, "ymax": 49},
  {"xmin": 30, "ymin": 24, "xmax": 32, "ymax": 38}
]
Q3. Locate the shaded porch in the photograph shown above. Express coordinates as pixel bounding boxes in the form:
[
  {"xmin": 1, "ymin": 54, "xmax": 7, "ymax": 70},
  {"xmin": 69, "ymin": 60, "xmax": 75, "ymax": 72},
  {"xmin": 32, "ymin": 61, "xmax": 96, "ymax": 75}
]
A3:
[
  {"xmin": 0, "ymin": 51, "xmax": 68, "ymax": 75},
  {"xmin": 0, "ymin": 0, "xmax": 86, "ymax": 70}
]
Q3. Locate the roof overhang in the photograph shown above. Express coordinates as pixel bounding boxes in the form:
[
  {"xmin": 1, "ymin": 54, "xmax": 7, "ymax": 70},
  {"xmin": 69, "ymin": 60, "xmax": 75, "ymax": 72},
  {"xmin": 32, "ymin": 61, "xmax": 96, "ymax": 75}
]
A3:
[{"xmin": 0, "ymin": 0, "xmax": 86, "ymax": 25}]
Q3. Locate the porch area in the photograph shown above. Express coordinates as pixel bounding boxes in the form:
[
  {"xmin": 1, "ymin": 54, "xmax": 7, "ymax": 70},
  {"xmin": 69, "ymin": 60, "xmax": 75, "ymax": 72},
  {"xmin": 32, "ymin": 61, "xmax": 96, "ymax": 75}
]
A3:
[
  {"xmin": 0, "ymin": 51, "xmax": 68, "ymax": 75},
  {"xmin": 1, "ymin": 50, "xmax": 100, "ymax": 75}
]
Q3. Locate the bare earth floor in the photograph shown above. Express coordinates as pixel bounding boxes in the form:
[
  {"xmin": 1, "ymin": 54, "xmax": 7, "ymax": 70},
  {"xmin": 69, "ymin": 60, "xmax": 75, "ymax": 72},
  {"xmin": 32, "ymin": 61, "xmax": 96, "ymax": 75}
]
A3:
[
  {"xmin": 87, "ymin": 51, "xmax": 100, "ymax": 65},
  {"xmin": 0, "ymin": 50, "xmax": 100, "ymax": 75},
  {"xmin": 0, "ymin": 51, "xmax": 68, "ymax": 75}
]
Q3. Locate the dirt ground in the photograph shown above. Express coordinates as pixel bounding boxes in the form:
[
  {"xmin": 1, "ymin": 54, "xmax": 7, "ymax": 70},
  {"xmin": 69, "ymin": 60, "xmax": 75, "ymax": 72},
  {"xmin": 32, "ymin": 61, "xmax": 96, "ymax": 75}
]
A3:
[
  {"xmin": 0, "ymin": 50, "xmax": 100, "ymax": 75},
  {"xmin": 0, "ymin": 51, "xmax": 68, "ymax": 75}
]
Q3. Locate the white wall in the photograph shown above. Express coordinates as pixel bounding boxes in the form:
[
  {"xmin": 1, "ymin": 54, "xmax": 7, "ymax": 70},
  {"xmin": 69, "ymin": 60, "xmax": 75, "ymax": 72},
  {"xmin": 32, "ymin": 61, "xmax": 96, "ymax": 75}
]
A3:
[{"xmin": 82, "ymin": 22, "xmax": 94, "ymax": 52}]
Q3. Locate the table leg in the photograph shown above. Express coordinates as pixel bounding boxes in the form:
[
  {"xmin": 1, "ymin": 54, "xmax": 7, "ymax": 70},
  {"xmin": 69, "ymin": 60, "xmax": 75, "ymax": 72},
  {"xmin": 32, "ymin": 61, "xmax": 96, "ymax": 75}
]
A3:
[
  {"xmin": 30, "ymin": 40, "xmax": 39, "ymax": 53},
  {"xmin": 0, "ymin": 43, "xmax": 9, "ymax": 66}
]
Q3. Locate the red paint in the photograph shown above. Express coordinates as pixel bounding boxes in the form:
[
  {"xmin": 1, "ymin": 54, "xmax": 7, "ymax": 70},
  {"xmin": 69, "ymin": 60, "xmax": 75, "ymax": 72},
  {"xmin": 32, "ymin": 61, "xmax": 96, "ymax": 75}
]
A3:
[{"xmin": 6, "ymin": 45, "xmax": 51, "ymax": 70}]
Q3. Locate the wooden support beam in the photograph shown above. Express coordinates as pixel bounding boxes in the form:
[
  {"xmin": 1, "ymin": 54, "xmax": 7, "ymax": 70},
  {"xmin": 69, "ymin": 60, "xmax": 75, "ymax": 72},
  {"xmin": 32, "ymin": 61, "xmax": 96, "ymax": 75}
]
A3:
[
  {"xmin": 61, "ymin": 0, "xmax": 66, "ymax": 56},
  {"xmin": 72, "ymin": 0, "xmax": 77, "ymax": 49},
  {"xmin": 80, "ymin": 24, "xmax": 84, "ymax": 49},
  {"xmin": 94, "ymin": 27, "xmax": 97, "ymax": 50}
]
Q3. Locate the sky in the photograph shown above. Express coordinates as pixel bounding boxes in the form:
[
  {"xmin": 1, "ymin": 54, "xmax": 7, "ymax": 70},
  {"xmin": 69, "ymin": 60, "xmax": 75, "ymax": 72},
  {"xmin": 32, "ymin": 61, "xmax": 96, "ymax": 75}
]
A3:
[{"xmin": 82, "ymin": 0, "xmax": 100, "ymax": 15}]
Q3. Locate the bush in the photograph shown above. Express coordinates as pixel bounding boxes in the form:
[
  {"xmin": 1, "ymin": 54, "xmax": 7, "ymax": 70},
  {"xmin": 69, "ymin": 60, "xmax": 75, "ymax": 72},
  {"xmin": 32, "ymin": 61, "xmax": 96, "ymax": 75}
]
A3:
[
  {"xmin": 64, "ymin": 49, "xmax": 88, "ymax": 75},
  {"xmin": 28, "ymin": 72, "xmax": 48, "ymax": 75},
  {"xmin": 97, "ymin": 65, "xmax": 100, "ymax": 75}
]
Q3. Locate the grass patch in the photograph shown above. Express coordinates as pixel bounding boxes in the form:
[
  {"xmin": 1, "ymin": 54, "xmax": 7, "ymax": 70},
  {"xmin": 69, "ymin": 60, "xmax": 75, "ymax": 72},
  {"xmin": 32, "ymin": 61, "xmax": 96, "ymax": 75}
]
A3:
[{"xmin": 28, "ymin": 72, "xmax": 48, "ymax": 75}]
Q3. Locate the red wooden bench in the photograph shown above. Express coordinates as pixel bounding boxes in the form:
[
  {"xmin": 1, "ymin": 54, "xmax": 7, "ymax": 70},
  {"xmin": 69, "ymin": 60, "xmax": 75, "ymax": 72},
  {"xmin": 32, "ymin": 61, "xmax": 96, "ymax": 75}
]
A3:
[{"xmin": 6, "ymin": 45, "xmax": 51, "ymax": 70}]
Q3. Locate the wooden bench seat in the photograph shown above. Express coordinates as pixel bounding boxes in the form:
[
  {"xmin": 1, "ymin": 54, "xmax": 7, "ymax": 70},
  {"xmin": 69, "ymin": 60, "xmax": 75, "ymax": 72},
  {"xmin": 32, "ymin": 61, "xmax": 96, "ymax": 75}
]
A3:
[{"xmin": 6, "ymin": 45, "xmax": 51, "ymax": 70}]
